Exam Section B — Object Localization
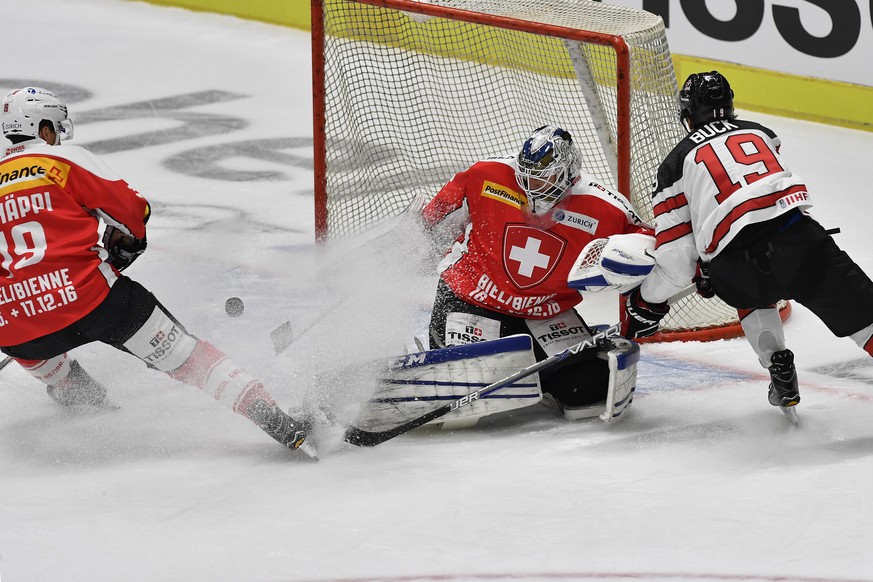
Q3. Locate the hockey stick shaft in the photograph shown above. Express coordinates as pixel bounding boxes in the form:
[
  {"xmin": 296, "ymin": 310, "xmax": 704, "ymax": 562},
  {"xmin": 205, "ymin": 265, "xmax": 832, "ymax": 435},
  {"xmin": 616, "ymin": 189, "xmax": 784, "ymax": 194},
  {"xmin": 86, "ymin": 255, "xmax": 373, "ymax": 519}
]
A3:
[
  {"xmin": 0, "ymin": 356, "xmax": 12, "ymax": 373},
  {"xmin": 343, "ymin": 323, "xmax": 621, "ymax": 447},
  {"xmin": 667, "ymin": 284, "xmax": 696, "ymax": 305}
]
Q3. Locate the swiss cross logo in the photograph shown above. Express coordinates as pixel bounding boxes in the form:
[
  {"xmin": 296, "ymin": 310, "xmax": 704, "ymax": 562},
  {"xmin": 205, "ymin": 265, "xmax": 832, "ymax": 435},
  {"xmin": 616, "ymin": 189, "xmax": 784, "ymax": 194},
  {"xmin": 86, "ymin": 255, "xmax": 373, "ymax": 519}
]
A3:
[
  {"xmin": 503, "ymin": 224, "xmax": 566, "ymax": 289},
  {"xmin": 149, "ymin": 330, "xmax": 165, "ymax": 347},
  {"xmin": 465, "ymin": 325, "xmax": 483, "ymax": 336}
]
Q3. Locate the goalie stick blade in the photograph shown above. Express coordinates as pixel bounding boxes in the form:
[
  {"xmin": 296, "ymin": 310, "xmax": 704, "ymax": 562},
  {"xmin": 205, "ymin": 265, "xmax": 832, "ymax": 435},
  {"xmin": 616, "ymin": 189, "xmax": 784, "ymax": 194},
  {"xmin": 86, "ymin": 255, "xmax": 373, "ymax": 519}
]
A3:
[{"xmin": 344, "ymin": 406, "xmax": 451, "ymax": 447}]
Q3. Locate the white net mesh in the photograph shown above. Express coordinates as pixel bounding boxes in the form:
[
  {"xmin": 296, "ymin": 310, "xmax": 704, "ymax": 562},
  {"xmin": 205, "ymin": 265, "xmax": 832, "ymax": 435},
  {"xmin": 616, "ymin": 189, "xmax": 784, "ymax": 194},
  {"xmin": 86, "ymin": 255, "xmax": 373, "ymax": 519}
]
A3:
[{"xmin": 315, "ymin": 0, "xmax": 743, "ymax": 337}]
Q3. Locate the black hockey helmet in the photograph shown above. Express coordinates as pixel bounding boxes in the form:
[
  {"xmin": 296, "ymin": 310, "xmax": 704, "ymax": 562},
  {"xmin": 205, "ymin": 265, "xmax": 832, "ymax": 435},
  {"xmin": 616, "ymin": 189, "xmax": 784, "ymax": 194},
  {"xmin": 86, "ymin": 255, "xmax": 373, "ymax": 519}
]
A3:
[{"xmin": 678, "ymin": 71, "xmax": 735, "ymax": 131}]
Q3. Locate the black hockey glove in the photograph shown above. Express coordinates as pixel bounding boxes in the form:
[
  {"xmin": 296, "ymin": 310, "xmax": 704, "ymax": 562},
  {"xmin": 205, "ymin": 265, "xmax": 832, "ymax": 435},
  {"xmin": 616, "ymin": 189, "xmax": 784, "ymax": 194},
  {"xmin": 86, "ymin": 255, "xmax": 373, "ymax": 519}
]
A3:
[
  {"xmin": 621, "ymin": 286, "xmax": 669, "ymax": 339},
  {"xmin": 693, "ymin": 260, "xmax": 715, "ymax": 299},
  {"xmin": 103, "ymin": 225, "xmax": 147, "ymax": 271}
]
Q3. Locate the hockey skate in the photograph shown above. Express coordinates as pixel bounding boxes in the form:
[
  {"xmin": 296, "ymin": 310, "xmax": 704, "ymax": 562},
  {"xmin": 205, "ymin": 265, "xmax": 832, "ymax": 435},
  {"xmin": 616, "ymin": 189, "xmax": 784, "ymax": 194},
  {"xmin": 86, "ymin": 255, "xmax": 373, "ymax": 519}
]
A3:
[
  {"xmin": 767, "ymin": 349, "xmax": 800, "ymax": 425},
  {"xmin": 46, "ymin": 360, "xmax": 116, "ymax": 410},
  {"xmin": 246, "ymin": 400, "xmax": 318, "ymax": 459}
]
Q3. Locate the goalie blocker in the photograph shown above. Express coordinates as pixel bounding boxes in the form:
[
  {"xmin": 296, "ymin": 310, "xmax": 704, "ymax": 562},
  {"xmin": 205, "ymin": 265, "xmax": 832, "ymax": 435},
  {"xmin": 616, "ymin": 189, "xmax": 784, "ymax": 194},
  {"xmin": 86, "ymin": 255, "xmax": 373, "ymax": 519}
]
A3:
[{"xmin": 355, "ymin": 331, "xmax": 639, "ymax": 433}]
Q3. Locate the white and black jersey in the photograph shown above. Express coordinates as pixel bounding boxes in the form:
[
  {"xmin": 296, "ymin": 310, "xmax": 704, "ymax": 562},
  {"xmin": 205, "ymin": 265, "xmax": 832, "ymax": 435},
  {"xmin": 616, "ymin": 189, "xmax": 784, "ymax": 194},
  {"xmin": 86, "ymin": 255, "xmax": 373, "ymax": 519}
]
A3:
[{"xmin": 641, "ymin": 118, "xmax": 813, "ymax": 304}]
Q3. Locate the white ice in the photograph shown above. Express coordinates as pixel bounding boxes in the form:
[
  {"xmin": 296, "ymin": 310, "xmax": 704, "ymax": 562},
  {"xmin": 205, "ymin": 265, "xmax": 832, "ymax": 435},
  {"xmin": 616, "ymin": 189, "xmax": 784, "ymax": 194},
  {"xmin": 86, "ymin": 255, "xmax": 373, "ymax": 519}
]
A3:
[{"xmin": 2, "ymin": 1, "xmax": 873, "ymax": 581}]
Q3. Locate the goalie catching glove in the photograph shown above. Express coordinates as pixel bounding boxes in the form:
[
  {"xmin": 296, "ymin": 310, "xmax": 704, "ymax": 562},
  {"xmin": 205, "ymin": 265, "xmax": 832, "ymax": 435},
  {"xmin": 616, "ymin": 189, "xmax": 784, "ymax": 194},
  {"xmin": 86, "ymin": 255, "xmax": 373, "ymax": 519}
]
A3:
[
  {"xmin": 103, "ymin": 225, "xmax": 147, "ymax": 271},
  {"xmin": 621, "ymin": 286, "xmax": 669, "ymax": 339},
  {"xmin": 567, "ymin": 232, "xmax": 656, "ymax": 293}
]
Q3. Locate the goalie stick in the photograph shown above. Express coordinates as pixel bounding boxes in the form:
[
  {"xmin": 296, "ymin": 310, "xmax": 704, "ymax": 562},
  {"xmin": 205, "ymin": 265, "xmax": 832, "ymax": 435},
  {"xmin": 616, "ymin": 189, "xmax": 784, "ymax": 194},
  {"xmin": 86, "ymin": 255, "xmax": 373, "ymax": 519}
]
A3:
[
  {"xmin": 343, "ymin": 284, "xmax": 696, "ymax": 447},
  {"xmin": 343, "ymin": 323, "xmax": 621, "ymax": 447},
  {"xmin": 0, "ymin": 355, "xmax": 11, "ymax": 373}
]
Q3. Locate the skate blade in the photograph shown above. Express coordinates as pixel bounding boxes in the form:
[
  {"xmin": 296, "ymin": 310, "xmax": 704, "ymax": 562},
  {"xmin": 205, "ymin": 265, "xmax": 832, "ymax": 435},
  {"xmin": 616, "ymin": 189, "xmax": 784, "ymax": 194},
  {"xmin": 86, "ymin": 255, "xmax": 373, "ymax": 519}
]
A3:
[
  {"xmin": 297, "ymin": 440, "xmax": 320, "ymax": 461},
  {"xmin": 779, "ymin": 405, "xmax": 799, "ymax": 425}
]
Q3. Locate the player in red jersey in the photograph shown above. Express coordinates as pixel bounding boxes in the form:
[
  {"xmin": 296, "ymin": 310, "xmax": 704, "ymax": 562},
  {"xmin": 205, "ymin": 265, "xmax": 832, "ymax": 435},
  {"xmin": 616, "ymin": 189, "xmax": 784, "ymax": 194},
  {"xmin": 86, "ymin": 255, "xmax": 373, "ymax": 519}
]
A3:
[
  {"xmin": 422, "ymin": 125, "xmax": 649, "ymax": 417},
  {"xmin": 621, "ymin": 72, "xmax": 873, "ymax": 419},
  {"xmin": 0, "ymin": 87, "xmax": 312, "ymax": 454}
]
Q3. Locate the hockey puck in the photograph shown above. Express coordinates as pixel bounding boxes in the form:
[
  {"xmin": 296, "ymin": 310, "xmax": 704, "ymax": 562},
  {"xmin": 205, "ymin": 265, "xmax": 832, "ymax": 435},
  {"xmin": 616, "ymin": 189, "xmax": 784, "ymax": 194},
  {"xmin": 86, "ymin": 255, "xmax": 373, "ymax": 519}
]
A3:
[{"xmin": 225, "ymin": 296, "xmax": 244, "ymax": 317}]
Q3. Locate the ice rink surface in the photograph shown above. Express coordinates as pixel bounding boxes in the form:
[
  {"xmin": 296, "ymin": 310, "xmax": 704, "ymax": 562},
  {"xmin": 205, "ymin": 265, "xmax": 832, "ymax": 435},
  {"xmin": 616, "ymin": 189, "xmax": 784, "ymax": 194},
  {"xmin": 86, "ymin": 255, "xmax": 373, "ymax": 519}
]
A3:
[{"xmin": 2, "ymin": 1, "xmax": 873, "ymax": 581}]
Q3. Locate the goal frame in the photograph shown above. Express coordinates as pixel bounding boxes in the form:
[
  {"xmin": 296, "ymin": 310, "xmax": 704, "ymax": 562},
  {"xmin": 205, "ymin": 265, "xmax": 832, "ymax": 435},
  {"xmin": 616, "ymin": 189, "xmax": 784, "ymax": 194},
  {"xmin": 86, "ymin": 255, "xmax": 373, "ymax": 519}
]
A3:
[
  {"xmin": 310, "ymin": 0, "xmax": 632, "ymax": 242},
  {"xmin": 308, "ymin": 0, "xmax": 791, "ymax": 342}
]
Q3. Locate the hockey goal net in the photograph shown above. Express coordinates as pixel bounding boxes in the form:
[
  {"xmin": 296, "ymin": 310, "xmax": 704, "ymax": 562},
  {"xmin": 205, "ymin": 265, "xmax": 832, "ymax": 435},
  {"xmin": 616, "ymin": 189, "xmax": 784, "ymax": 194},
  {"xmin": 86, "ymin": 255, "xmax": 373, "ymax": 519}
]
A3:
[{"xmin": 311, "ymin": 0, "xmax": 787, "ymax": 341}]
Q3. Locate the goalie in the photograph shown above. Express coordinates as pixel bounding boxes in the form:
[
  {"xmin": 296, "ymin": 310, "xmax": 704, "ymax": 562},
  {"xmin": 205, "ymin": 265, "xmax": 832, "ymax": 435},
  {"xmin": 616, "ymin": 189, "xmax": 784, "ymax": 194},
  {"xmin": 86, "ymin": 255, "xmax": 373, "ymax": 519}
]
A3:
[{"xmin": 419, "ymin": 125, "xmax": 651, "ymax": 421}]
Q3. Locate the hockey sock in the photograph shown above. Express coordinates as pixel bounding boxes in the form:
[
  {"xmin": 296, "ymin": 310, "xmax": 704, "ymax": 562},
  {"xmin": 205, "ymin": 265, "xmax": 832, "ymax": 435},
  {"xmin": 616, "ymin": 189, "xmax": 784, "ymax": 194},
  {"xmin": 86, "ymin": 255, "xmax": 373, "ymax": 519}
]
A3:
[
  {"xmin": 738, "ymin": 307, "xmax": 786, "ymax": 367},
  {"xmin": 121, "ymin": 305, "xmax": 284, "ymax": 421},
  {"xmin": 166, "ymin": 339, "xmax": 278, "ymax": 419},
  {"xmin": 849, "ymin": 323, "xmax": 873, "ymax": 357},
  {"xmin": 15, "ymin": 353, "xmax": 72, "ymax": 385}
]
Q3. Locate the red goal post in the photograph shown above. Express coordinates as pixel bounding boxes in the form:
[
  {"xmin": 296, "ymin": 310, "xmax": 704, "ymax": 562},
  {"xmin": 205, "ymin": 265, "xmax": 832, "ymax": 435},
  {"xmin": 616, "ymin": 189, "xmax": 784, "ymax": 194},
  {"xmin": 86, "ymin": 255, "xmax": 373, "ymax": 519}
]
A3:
[{"xmin": 310, "ymin": 0, "xmax": 789, "ymax": 341}]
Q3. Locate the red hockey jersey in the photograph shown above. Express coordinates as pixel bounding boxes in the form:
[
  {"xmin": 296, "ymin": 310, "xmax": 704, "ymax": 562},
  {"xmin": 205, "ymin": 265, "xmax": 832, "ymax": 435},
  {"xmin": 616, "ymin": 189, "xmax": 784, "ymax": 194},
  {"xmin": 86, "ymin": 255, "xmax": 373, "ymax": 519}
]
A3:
[
  {"xmin": 422, "ymin": 157, "xmax": 647, "ymax": 319},
  {"xmin": 0, "ymin": 141, "xmax": 150, "ymax": 345}
]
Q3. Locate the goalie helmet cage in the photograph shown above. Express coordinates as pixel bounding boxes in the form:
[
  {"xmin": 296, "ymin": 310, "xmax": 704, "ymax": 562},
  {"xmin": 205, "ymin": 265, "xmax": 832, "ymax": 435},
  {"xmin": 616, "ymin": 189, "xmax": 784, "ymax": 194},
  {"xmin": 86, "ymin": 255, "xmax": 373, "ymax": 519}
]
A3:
[{"xmin": 310, "ymin": 0, "xmax": 790, "ymax": 341}]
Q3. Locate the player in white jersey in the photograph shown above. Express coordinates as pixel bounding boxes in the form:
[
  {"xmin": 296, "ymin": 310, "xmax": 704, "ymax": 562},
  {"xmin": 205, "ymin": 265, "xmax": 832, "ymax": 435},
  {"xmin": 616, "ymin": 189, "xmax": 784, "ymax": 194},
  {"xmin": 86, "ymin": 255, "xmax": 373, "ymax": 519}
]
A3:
[{"xmin": 621, "ymin": 71, "xmax": 873, "ymax": 415}]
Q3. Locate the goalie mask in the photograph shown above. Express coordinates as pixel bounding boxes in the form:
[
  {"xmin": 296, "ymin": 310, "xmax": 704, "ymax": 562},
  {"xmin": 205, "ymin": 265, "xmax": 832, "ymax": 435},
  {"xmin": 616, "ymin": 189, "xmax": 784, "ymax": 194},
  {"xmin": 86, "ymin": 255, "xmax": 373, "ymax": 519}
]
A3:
[
  {"xmin": 2, "ymin": 87, "xmax": 74, "ymax": 144},
  {"xmin": 516, "ymin": 125, "xmax": 581, "ymax": 214},
  {"xmin": 678, "ymin": 71, "xmax": 735, "ymax": 132}
]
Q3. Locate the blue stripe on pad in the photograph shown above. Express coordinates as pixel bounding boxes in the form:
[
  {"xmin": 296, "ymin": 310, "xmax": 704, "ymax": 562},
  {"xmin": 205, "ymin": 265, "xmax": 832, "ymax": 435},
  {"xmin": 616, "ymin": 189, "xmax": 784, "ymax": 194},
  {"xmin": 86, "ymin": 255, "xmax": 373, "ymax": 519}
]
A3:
[
  {"xmin": 371, "ymin": 393, "xmax": 541, "ymax": 403},
  {"xmin": 380, "ymin": 379, "xmax": 539, "ymax": 388},
  {"xmin": 614, "ymin": 343, "xmax": 640, "ymax": 370},
  {"xmin": 388, "ymin": 334, "xmax": 533, "ymax": 370},
  {"xmin": 566, "ymin": 274, "xmax": 610, "ymax": 289},
  {"xmin": 601, "ymin": 257, "xmax": 654, "ymax": 276}
]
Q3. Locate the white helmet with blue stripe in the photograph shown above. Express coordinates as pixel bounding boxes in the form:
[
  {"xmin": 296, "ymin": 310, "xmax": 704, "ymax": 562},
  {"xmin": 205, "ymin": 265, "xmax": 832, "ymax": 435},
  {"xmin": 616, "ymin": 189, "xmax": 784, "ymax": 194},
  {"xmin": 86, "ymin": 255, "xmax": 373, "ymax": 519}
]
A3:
[{"xmin": 515, "ymin": 125, "xmax": 581, "ymax": 214}]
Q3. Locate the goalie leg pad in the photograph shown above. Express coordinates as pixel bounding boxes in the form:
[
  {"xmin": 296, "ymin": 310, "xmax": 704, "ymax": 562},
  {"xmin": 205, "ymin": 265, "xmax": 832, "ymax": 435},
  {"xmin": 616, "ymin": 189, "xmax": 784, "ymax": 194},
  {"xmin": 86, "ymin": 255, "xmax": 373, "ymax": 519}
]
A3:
[
  {"xmin": 599, "ymin": 337, "xmax": 640, "ymax": 423},
  {"xmin": 358, "ymin": 334, "xmax": 542, "ymax": 431},
  {"xmin": 540, "ymin": 337, "xmax": 639, "ymax": 422}
]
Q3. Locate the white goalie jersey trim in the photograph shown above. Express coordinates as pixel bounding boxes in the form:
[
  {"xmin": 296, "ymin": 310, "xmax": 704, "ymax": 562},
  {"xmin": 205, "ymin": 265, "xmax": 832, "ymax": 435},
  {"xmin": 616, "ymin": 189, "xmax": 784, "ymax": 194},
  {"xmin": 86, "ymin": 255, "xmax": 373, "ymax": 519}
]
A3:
[{"xmin": 358, "ymin": 335, "xmax": 542, "ymax": 431}]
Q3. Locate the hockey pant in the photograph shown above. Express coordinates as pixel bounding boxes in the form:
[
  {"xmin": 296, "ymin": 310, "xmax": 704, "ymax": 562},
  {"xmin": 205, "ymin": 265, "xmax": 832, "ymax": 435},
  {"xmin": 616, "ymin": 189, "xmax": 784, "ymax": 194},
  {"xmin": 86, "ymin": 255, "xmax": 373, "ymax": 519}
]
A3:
[
  {"xmin": 428, "ymin": 279, "xmax": 611, "ymax": 408},
  {"xmin": 709, "ymin": 213, "xmax": 873, "ymax": 358},
  {"xmin": 3, "ymin": 276, "xmax": 276, "ymax": 418}
]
